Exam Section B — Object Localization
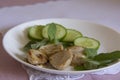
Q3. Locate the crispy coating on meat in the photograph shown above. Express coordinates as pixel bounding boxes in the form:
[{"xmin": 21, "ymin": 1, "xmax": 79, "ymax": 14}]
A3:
[
  {"xmin": 27, "ymin": 49, "xmax": 48, "ymax": 65},
  {"xmin": 39, "ymin": 44, "xmax": 63, "ymax": 57},
  {"xmin": 49, "ymin": 50, "xmax": 73, "ymax": 70},
  {"xmin": 67, "ymin": 46, "xmax": 86, "ymax": 65}
]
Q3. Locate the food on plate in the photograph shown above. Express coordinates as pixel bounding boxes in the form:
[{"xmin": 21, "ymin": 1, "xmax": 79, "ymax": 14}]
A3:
[
  {"xmin": 67, "ymin": 46, "xmax": 85, "ymax": 66},
  {"xmin": 23, "ymin": 23, "xmax": 120, "ymax": 71},
  {"xmin": 42, "ymin": 23, "xmax": 66, "ymax": 40},
  {"xmin": 27, "ymin": 49, "xmax": 48, "ymax": 65},
  {"xmin": 39, "ymin": 44, "xmax": 64, "ymax": 57},
  {"xmin": 28, "ymin": 25, "xmax": 44, "ymax": 40},
  {"xmin": 74, "ymin": 37, "xmax": 100, "ymax": 49},
  {"xmin": 49, "ymin": 50, "xmax": 73, "ymax": 70},
  {"xmin": 62, "ymin": 29, "xmax": 82, "ymax": 42}
]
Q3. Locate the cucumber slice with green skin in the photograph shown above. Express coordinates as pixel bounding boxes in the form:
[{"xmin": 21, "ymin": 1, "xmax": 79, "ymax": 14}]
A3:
[
  {"xmin": 62, "ymin": 29, "xmax": 83, "ymax": 42},
  {"xmin": 28, "ymin": 25, "xmax": 44, "ymax": 40},
  {"xmin": 42, "ymin": 23, "xmax": 66, "ymax": 40},
  {"xmin": 74, "ymin": 37, "xmax": 100, "ymax": 49}
]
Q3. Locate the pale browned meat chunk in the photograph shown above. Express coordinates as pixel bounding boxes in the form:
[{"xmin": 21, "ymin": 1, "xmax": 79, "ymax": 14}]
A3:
[
  {"xmin": 39, "ymin": 44, "xmax": 63, "ymax": 57},
  {"xmin": 49, "ymin": 50, "xmax": 73, "ymax": 70},
  {"xmin": 27, "ymin": 49, "xmax": 48, "ymax": 65},
  {"xmin": 67, "ymin": 46, "xmax": 86, "ymax": 65},
  {"xmin": 67, "ymin": 46, "xmax": 84, "ymax": 53}
]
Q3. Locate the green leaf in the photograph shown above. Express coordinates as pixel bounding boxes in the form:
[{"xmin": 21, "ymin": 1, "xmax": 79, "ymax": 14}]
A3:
[
  {"xmin": 23, "ymin": 39, "xmax": 48, "ymax": 52},
  {"xmin": 83, "ymin": 58, "xmax": 100, "ymax": 70},
  {"xmin": 74, "ymin": 58, "xmax": 100, "ymax": 70},
  {"xmin": 98, "ymin": 59, "xmax": 118, "ymax": 67},
  {"xmin": 48, "ymin": 23, "xmax": 57, "ymax": 43},
  {"xmin": 61, "ymin": 42, "xmax": 74, "ymax": 48},
  {"xmin": 74, "ymin": 65, "xmax": 86, "ymax": 71},
  {"xmin": 93, "ymin": 51, "xmax": 120, "ymax": 61},
  {"xmin": 83, "ymin": 62, "xmax": 98, "ymax": 70},
  {"xmin": 23, "ymin": 41, "xmax": 36, "ymax": 51},
  {"xmin": 84, "ymin": 48, "xmax": 97, "ymax": 58},
  {"xmin": 86, "ymin": 59, "xmax": 100, "ymax": 65},
  {"xmin": 31, "ymin": 39, "xmax": 48, "ymax": 49},
  {"xmin": 73, "ymin": 51, "xmax": 120, "ymax": 71}
]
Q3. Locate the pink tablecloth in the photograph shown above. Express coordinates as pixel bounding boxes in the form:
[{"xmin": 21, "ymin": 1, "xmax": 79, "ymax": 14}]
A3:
[{"xmin": 1, "ymin": 0, "xmax": 120, "ymax": 80}]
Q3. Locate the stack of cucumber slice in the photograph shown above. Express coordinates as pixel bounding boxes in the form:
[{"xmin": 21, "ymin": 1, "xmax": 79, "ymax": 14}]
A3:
[{"xmin": 28, "ymin": 23, "xmax": 100, "ymax": 49}]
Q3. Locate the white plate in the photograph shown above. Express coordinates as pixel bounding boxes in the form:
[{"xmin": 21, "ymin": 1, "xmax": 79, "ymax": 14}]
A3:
[{"xmin": 3, "ymin": 19, "xmax": 120, "ymax": 75}]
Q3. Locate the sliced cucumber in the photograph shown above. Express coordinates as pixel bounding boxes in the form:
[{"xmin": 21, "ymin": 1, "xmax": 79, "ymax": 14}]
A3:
[
  {"xmin": 74, "ymin": 37, "xmax": 100, "ymax": 49},
  {"xmin": 62, "ymin": 29, "xmax": 82, "ymax": 42},
  {"xmin": 28, "ymin": 25, "xmax": 44, "ymax": 40},
  {"xmin": 42, "ymin": 23, "xmax": 66, "ymax": 40}
]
